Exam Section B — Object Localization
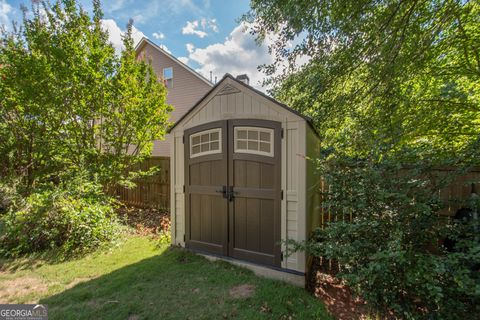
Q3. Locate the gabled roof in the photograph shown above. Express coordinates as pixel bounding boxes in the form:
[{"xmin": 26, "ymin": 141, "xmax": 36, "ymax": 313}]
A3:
[
  {"xmin": 135, "ymin": 37, "xmax": 212, "ymax": 87},
  {"xmin": 168, "ymin": 73, "xmax": 319, "ymax": 137}
]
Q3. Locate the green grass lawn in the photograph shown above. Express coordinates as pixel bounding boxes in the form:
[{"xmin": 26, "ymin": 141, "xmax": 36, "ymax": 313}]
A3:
[{"xmin": 0, "ymin": 236, "xmax": 331, "ymax": 319}]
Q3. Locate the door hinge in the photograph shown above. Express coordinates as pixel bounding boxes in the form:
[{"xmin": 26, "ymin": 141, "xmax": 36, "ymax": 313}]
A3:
[
  {"xmin": 281, "ymin": 252, "xmax": 284, "ymax": 261},
  {"xmin": 183, "ymin": 234, "xmax": 186, "ymax": 242},
  {"xmin": 281, "ymin": 190, "xmax": 284, "ymax": 200},
  {"xmin": 182, "ymin": 135, "xmax": 185, "ymax": 144},
  {"xmin": 183, "ymin": 185, "xmax": 185, "ymax": 193},
  {"xmin": 281, "ymin": 128, "xmax": 284, "ymax": 139}
]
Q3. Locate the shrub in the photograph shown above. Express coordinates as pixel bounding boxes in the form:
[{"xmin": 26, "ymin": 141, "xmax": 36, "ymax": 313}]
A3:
[
  {"xmin": 0, "ymin": 181, "xmax": 19, "ymax": 215},
  {"xmin": 157, "ymin": 219, "xmax": 171, "ymax": 246},
  {"xmin": 0, "ymin": 177, "xmax": 120, "ymax": 258},
  {"xmin": 288, "ymin": 158, "xmax": 480, "ymax": 319},
  {"xmin": 157, "ymin": 229, "xmax": 171, "ymax": 246}
]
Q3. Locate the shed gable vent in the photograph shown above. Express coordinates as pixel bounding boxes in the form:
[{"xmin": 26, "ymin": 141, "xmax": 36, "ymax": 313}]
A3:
[{"xmin": 216, "ymin": 84, "xmax": 240, "ymax": 96}]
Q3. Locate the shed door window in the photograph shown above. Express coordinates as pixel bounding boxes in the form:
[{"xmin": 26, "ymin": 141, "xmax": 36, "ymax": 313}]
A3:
[
  {"xmin": 163, "ymin": 67, "xmax": 173, "ymax": 88},
  {"xmin": 190, "ymin": 128, "xmax": 222, "ymax": 158},
  {"xmin": 234, "ymin": 127, "xmax": 274, "ymax": 157}
]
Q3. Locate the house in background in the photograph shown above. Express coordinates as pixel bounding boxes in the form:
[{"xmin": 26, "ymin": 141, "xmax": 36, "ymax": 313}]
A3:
[{"xmin": 135, "ymin": 38, "xmax": 213, "ymax": 157}]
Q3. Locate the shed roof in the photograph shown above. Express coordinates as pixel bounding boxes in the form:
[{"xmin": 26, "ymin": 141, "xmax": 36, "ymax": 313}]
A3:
[{"xmin": 168, "ymin": 73, "xmax": 319, "ymax": 136}]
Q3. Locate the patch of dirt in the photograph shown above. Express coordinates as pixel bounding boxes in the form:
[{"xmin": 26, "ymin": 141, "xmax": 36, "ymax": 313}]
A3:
[
  {"xmin": 0, "ymin": 276, "xmax": 48, "ymax": 302},
  {"xmin": 308, "ymin": 258, "xmax": 369, "ymax": 320},
  {"xmin": 117, "ymin": 205, "xmax": 170, "ymax": 237},
  {"xmin": 229, "ymin": 284, "xmax": 255, "ymax": 299}
]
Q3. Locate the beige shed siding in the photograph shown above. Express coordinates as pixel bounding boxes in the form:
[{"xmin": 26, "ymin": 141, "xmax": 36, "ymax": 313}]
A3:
[
  {"xmin": 288, "ymin": 121, "xmax": 307, "ymax": 272},
  {"xmin": 306, "ymin": 126, "xmax": 322, "ymax": 235},
  {"xmin": 171, "ymin": 77, "xmax": 309, "ymax": 273},
  {"xmin": 136, "ymin": 40, "xmax": 212, "ymax": 156},
  {"xmin": 285, "ymin": 122, "xmax": 301, "ymax": 270},
  {"xmin": 172, "ymin": 134, "xmax": 185, "ymax": 244}
]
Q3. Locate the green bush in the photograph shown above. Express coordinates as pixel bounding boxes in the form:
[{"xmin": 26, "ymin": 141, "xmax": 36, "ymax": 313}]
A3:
[
  {"xmin": 0, "ymin": 177, "xmax": 120, "ymax": 258},
  {"xmin": 288, "ymin": 158, "xmax": 480, "ymax": 319},
  {"xmin": 0, "ymin": 180, "xmax": 22, "ymax": 214}
]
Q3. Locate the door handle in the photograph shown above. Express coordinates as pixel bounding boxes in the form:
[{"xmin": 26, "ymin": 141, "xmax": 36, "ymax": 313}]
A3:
[
  {"xmin": 216, "ymin": 186, "xmax": 228, "ymax": 199},
  {"xmin": 226, "ymin": 186, "xmax": 237, "ymax": 202},
  {"xmin": 216, "ymin": 186, "xmax": 237, "ymax": 201}
]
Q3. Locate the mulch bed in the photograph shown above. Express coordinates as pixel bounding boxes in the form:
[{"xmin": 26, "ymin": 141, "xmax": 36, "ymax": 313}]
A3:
[
  {"xmin": 117, "ymin": 205, "xmax": 170, "ymax": 237},
  {"xmin": 307, "ymin": 258, "xmax": 370, "ymax": 320}
]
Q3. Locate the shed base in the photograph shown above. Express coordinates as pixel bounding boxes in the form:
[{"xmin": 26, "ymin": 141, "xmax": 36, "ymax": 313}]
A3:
[{"xmin": 191, "ymin": 250, "xmax": 305, "ymax": 287}]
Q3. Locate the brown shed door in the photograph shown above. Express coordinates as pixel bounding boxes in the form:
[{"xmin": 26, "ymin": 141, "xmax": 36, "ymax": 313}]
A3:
[
  {"xmin": 185, "ymin": 119, "xmax": 281, "ymax": 267},
  {"xmin": 185, "ymin": 121, "xmax": 228, "ymax": 256}
]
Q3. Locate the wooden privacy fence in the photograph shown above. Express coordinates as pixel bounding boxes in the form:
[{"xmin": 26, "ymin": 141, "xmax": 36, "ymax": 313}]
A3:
[
  {"xmin": 312, "ymin": 166, "xmax": 480, "ymax": 273},
  {"xmin": 316, "ymin": 166, "xmax": 480, "ymax": 229},
  {"xmin": 112, "ymin": 157, "xmax": 170, "ymax": 209}
]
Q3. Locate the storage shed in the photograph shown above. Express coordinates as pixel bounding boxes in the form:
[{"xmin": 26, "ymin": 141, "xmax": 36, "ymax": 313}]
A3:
[{"xmin": 169, "ymin": 74, "xmax": 321, "ymax": 282}]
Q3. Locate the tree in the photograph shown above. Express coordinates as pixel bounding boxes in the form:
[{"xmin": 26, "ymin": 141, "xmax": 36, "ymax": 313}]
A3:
[
  {"xmin": 245, "ymin": 0, "xmax": 480, "ymax": 162},
  {"xmin": 245, "ymin": 1, "xmax": 480, "ymax": 318},
  {"xmin": 0, "ymin": 0, "xmax": 171, "ymax": 189}
]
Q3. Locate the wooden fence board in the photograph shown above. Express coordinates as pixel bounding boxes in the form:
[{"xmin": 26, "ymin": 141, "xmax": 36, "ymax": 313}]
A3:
[
  {"xmin": 111, "ymin": 157, "xmax": 170, "ymax": 210},
  {"xmin": 317, "ymin": 166, "xmax": 480, "ymax": 229},
  {"xmin": 314, "ymin": 166, "xmax": 480, "ymax": 273}
]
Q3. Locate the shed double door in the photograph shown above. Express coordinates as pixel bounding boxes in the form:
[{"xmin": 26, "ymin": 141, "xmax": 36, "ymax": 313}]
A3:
[{"xmin": 185, "ymin": 119, "xmax": 281, "ymax": 267}]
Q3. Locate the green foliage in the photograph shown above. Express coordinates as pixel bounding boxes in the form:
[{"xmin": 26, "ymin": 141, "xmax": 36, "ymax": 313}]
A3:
[
  {"xmin": 245, "ymin": 0, "xmax": 480, "ymax": 161},
  {"xmin": 0, "ymin": 175, "xmax": 120, "ymax": 258},
  {"xmin": 157, "ymin": 229, "xmax": 171, "ymax": 246},
  {"xmin": 287, "ymin": 158, "xmax": 480, "ymax": 318},
  {"xmin": 0, "ymin": 180, "xmax": 22, "ymax": 214},
  {"xmin": 247, "ymin": 1, "xmax": 480, "ymax": 318},
  {"xmin": 0, "ymin": 0, "xmax": 171, "ymax": 189}
]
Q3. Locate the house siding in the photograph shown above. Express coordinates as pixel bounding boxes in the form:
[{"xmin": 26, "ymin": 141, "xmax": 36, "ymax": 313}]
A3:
[{"xmin": 136, "ymin": 40, "xmax": 212, "ymax": 156}]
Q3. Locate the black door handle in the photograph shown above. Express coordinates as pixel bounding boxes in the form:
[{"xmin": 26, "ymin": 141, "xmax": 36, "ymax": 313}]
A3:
[
  {"xmin": 227, "ymin": 186, "xmax": 236, "ymax": 202},
  {"xmin": 216, "ymin": 186, "xmax": 227, "ymax": 199},
  {"xmin": 216, "ymin": 186, "xmax": 237, "ymax": 201}
]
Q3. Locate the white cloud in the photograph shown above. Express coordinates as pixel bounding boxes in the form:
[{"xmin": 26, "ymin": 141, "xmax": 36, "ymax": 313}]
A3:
[
  {"xmin": 178, "ymin": 56, "xmax": 189, "ymax": 64},
  {"xmin": 101, "ymin": 19, "xmax": 146, "ymax": 54},
  {"xmin": 182, "ymin": 20, "xmax": 207, "ymax": 38},
  {"xmin": 186, "ymin": 22, "xmax": 311, "ymax": 90},
  {"xmin": 186, "ymin": 43, "xmax": 195, "ymax": 54},
  {"xmin": 182, "ymin": 18, "xmax": 218, "ymax": 38},
  {"xmin": 207, "ymin": 18, "xmax": 218, "ymax": 32},
  {"xmin": 152, "ymin": 31, "xmax": 165, "ymax": 40},
  {"xmin": 132, "ymin": 14, "xmax": 145, "ymax": 25},
  {"xmin": 186, "ymin": 23, "xmax": 273, "ymax": 89},
  {"xmin": 0, "ymin": 0, "xmax": 12, "ymax": 29},
  {"xmin": 159, "ymin": 44, "xmax": 171, "ymax": 54}
]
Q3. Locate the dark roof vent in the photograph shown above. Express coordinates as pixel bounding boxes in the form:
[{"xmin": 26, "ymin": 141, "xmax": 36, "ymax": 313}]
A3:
[{"xmin": 236, "ymin": 74, "xmax": 249, "ymax": 85}]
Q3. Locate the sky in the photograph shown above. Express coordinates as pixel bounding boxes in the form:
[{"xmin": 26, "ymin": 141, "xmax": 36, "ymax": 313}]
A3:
[{"xmin": 0, "ymin": 0, "xmax": 279, "ymax": 89}]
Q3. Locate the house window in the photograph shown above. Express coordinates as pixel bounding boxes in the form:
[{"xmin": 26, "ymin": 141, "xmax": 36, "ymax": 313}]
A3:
[
  {"xmin": 234, "ymin": 127, "xmax": 274, "ymax": 157},
  {"xmin": 163, "ymin": 67, "xmax": 173, "ymax": 88},
  {"xmin": 190, "ymin": 128, "xmax": 222, "ymax": 158}
]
